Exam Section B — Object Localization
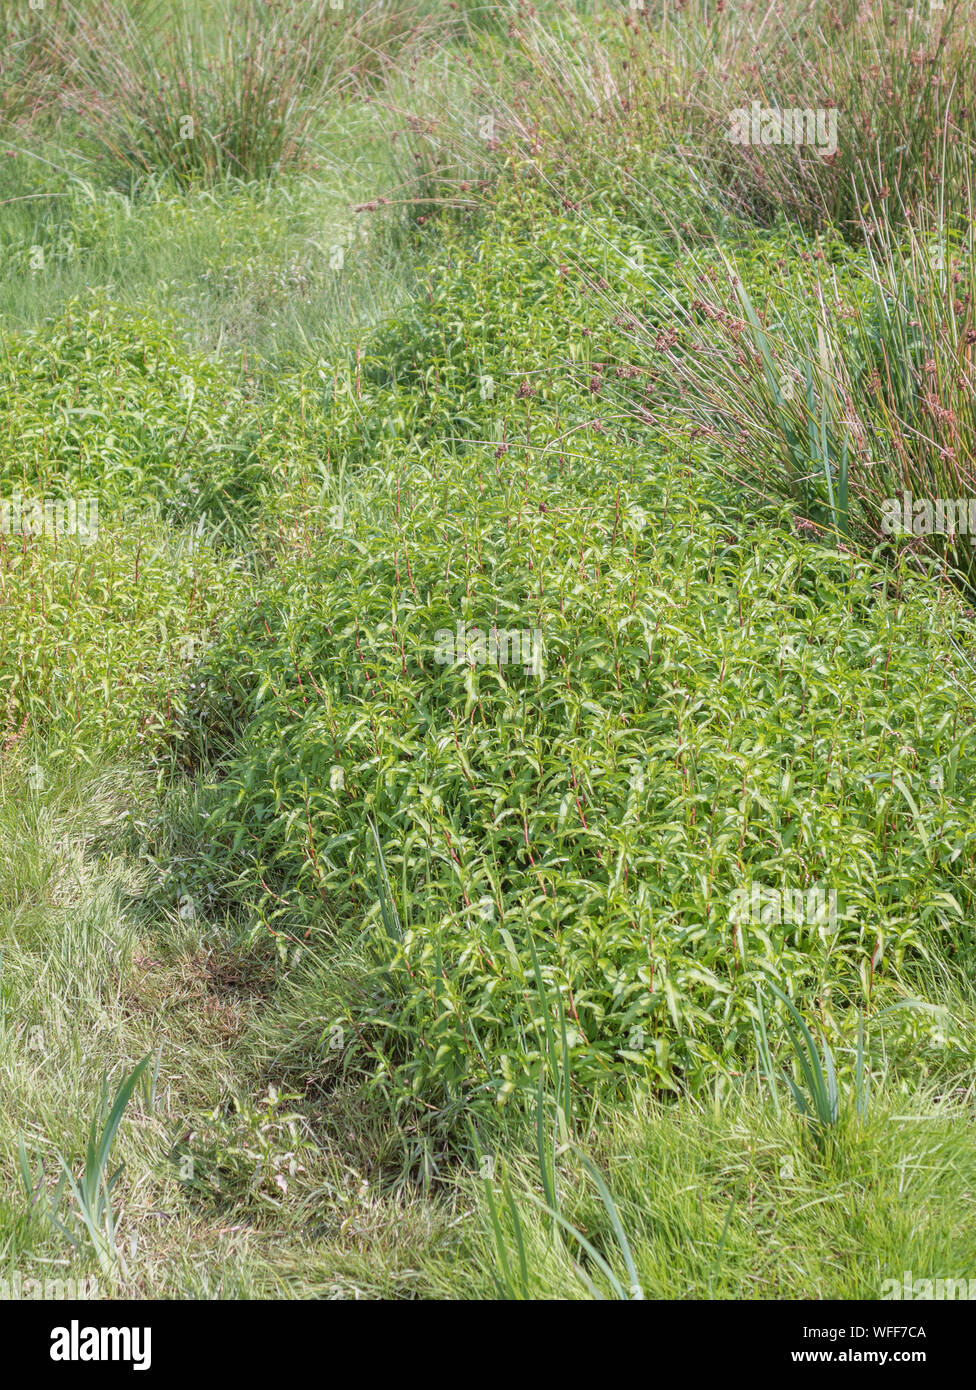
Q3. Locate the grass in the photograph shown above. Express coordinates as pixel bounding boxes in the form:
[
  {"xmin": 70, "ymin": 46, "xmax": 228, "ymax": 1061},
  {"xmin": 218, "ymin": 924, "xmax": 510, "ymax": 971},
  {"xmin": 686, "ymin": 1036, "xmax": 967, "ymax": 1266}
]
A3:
[
  {"xmin": 0, "ymin": 107, "xmax": 422, "ymax": 359},
  {"xmin": 1, "ymin": 0, "xmax": 975, "ymax": 1301},
  {"xmin": 432, "ymin": 1078, "xmax": 976, "ymax": 1299},
  {"xmin": 5, "ymin": 0, "xmax": 432, "ymax": 188},
  {"xmin": 587, "ymin": 195, "xmax": 976, "ymax": 582},
  {"xmin": 45, "ymin": 1055, "xmax": 152, "ymax": 1277}
]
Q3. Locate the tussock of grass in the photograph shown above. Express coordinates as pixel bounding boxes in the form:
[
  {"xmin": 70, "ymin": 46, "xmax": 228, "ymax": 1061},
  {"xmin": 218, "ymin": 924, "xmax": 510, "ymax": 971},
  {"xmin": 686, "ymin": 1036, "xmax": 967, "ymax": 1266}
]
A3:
[
  {"xmin": 596, "ymin": 201, "xmax": 976, "ymax": 586},
  {"xmin": 9, "ymin": 0, "xmax": 431, "ymax": 188}
]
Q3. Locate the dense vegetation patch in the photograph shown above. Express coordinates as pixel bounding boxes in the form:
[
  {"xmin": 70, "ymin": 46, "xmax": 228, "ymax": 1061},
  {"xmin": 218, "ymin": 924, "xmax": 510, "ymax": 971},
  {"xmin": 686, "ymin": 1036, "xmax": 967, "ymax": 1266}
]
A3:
[
  {"xmin": 3, "ymin": 0, "xmax": 975, "ymax": 1302},
  {"xmin": 178, "ymin": 208, "xmax": 976, "ymax": 1119},
  {"xmin": 0, "ymin": 300, "xmax": 286, "ymax": 536}
]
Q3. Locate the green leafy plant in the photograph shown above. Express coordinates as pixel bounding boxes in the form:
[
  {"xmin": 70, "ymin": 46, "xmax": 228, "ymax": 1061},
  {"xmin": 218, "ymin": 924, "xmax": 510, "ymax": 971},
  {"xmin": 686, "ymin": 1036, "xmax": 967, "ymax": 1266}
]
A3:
[
  {"xmin": 179, "ymin": 1087, "xmax": 314, "ymax": 1210},
  {"xmin": 47, "ymin": 1055, "xmax": 150, "ymax": 1275},
  {"xmin": 178, "ymin": 195, "xmax": 976, "ymax": 1129},
  {"xmin": 757, "ymin": 984, "xmax": 870, "ymax": 1142}
]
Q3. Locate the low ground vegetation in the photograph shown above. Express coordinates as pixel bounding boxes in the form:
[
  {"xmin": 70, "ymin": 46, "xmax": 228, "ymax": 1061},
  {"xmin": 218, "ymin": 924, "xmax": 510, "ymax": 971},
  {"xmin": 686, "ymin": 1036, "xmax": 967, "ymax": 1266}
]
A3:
[{"xmin": 1, "ymin": 0, "xmax": 974, "ymax": 1299}]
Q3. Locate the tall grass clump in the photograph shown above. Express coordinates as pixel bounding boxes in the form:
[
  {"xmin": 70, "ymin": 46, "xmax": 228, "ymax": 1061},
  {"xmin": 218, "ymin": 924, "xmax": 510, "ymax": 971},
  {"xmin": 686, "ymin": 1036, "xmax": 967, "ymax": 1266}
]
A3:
[
  {"xmin": 0, "ymin": 0, "xmax": 62, "ymax": 130},
  {"xmin": 649, "ymin": 0, "xmax": 976, "ymax": 238},
  {"xmin": 603, "ymin": 185, "xmax": 976, "ymax": 583},
  {"xmin": 383, "ymin": 2, "xmax": 976, "ymax": 241},
  {"xmin": 46, "ymin": 0, "xmax": 428, "ymax": 187}
]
